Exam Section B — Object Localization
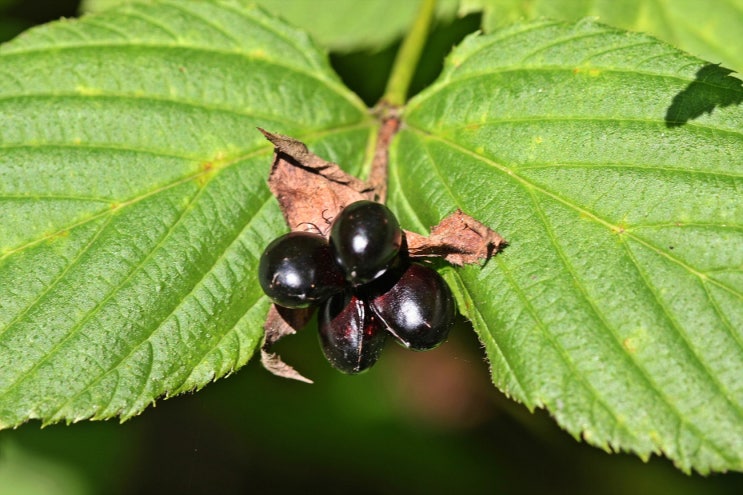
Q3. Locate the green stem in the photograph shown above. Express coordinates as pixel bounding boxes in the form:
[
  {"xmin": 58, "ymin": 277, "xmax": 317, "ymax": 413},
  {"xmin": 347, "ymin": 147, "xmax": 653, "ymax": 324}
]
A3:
[{"xmin": 382, "ymin": 0, "xmax": 436, "ymax": 106}]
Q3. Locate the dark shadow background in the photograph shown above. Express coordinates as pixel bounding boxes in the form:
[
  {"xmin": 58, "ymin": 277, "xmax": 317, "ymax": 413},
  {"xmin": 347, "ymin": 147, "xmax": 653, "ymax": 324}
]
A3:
[
  {"xmin": 5, "ymin": 322, "xmax": 743, "ymax": 495},
  {"xmin": 1, "ymin": 2, "xmax": 742, "ymax": 494},
  {"xmin": 0, "ymin": 0, "xmax": 78, "ymax": 39}
]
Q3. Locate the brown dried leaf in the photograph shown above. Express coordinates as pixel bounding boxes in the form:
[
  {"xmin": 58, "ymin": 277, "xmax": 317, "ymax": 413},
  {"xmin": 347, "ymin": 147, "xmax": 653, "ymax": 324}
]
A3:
[
  {"xmin": 257, "ymin": 130, "xmax": 506, "ymax": 382},
  {"xmin": 406, "ymin": 210, "xmax": 506, "ymax": 265},
  {"xmin": 262, "ymin": 305, "xmax": 315, "ymax": 346},
  {"xmin": 260, "ymin": 305, "xmax": 315, "ymax": 383},
  {"xmin": 260, "ymin": 128, "xmax": 375, "ymax": 236},
  {"xmin": 260, "ymin": 350, "xmax": 314, "ymax": 384}
]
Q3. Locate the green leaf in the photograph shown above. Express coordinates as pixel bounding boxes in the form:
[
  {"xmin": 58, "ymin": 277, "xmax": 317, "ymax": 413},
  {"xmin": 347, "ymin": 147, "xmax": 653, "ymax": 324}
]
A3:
[
  {"xmin": 78, "ymin": 0, "xmax": 125, "ymax": 13},
  {"xmin": 461, "ymin": 0, "xmax": 743, "ymax": 74},
  {"xmin": 393, "ymin": 19, "xmax": 743, "ymax": 473},
  {"xmin": 80, "ymin": 0, "xmax": 460, "ymax": 52},
  {"xmin": 0, "ymin": 0, "xmax": 373, "ymax": 427}
]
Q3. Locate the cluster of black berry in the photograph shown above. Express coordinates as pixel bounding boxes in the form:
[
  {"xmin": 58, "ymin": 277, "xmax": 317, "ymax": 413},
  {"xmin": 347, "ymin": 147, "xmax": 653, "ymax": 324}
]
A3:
[{"xmin": 258, "ymin": 200, "xmax": 456, "ymax": 374}]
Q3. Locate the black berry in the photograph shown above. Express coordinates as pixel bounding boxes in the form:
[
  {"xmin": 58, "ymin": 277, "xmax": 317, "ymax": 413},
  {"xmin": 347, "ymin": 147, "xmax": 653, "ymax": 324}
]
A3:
[
  {"xmin": 258, "ymin": 231, "xmax": 345, "ymax": 308},
  {"xmin": 330, "ymin": 200, "xmax": 403, "ymax": 286},
  {"xmin": 318, "ymin": 291, "xmax": 387, "ymax": 374},
  {"xmin": 368, "ymin": 262, "xmax": 455, "ymax": 351}
]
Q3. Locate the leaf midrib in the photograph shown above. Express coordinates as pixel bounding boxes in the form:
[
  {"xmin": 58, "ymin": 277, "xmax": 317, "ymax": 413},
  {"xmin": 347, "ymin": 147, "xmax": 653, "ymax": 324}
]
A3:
[
  {"xmin": 517, "ymin": 162, "xmax": 743, "ymax": 181},
  {"xmin": 0, "ymin": 51, "xmax": 368, "ymax": 119},
  {"xmin": 527, "ymin": 185, "xmax": 741, "ymax": 462},
  {"xmin": 422, "ymin": 127, "xmax": 678, "ymax": 448},
  {"xmin": 0, "ymin": 39, "xmax": 366, "ymax": 110},
  {"xmin": 411, "ymin": 128, "xmax": 743, "ymax": 300},
  {"xmin": 0, "ymin": 120, "xmax": 375, "ymax": 259},
  {"xmin": 0, "ymin": 92, "xmax": 306, "ymax": 132}
]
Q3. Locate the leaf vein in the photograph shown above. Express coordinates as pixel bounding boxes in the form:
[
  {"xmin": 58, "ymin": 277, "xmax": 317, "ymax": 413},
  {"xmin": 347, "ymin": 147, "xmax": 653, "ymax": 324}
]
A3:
[
  {"xmin": 0, "ymin": 142, "xmax": 206, "ymax": 161},
  {"xmin": 115, "ymin": 7, "xmax": 181, "ymax": 41},
  {"xmin": 443, "ymin": 21, "xmax": 561, "ymax": 81},
  {"xmin": 0, "ymin": 215, "xmax": 112, "ymax": 342},
  {"xmin": 517, "ymin": 162, "xmax": 743, "ymax": 179},
  {"xmin": 213, "ymin": 0, "xmax": 324, "ymax": 72},
  {"xmin": 625, "ymin": 235, "xmax": 743, "ymax": 301},
  {"xmin": 0, "ymin": 45, "xmax": 361, "ymax": 112},
  {"xmin": 0, "ymin": 92, "xmax": 313, "ymax": 128},
  {"xmin": 437, "ymin": 116, "xmax": 742, "ymax": 138},
  {"xmin": 78, "ymin": 16, "xmax": 143, "ymax": 41},
  {"xmin": 0, "ymin": 145, "xmax": 275, "ymax": 260},
  {"xmin": 520, "ymin": 30, "xmax": 626, "ymax": 64},
  {"xmin": 526, "ymin": 188, "xmax": 657, "ymax": 445},
  {"xmin": 37, "ymin": 184, "xmax": 206, "ymax": 418},
  {"xmin": 409, "ymin": 65, "xmax": 738, "ymax": 113},
  {"xmin": 620, "ymin": 241, "xmax": 743, "ymax": 458}
]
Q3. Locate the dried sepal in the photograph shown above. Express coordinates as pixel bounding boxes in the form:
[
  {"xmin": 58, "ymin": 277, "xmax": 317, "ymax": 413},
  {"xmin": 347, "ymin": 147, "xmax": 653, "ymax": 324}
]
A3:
[
  {"xmin": 260, "ymin": 128, "xmax": 375, "ymax": 236},
  {"xmin": 260, "ymin": 305, "xmax": 314, "ymax": 383},
  {"xmin": 405, "ymin": 210, "xmax": 506, "ymax": 266},
  {"xmin": 258, "ymin": 129, "xmax": 505, "ymax": 382},
  {"xmin": 260, "ymin": 349, "xmax": 314, "ymax": 384}
]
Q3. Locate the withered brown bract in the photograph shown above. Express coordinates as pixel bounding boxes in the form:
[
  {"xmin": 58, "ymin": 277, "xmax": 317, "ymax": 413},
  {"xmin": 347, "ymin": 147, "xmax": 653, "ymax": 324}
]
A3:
[{"xmin": 257, "ymin": 129, "xmax": 505, "ymax": 381}]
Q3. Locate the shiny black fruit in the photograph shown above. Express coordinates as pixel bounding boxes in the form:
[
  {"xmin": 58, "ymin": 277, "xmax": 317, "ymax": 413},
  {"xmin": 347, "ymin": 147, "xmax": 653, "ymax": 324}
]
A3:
[
  {"xmin": 368, "ymin": 263, "xmax": 455, "ymax": 350},
  {"xmin": 258, "ymin": 232, "xmax": 345, "ymax": 308},
  {"xmin": 318, "ymin": 291, "xmax": 387, "ymax": 374},
  {"xmin": 330, "ymin": 200, "xmax": 403, "ymax": 286}
]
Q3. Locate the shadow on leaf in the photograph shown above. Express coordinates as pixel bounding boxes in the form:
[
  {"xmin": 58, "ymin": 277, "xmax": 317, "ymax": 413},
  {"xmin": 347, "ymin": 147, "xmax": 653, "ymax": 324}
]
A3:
[{"xmin": 665, "ymin": 64, "xmax": 743, "ymax": 127}]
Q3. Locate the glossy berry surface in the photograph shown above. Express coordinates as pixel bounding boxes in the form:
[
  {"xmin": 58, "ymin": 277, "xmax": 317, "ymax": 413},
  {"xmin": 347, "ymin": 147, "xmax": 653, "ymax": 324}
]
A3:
[
  {"xmin": 258, "ymin": 231, "xmax": 345, "ymax": 308},
  {"xmin": 330, "ymin": 200, "xmax": 403, "ymax": 286},
  {"xmin": 368, "ymin": 262, "xmax": 455, "ymax": 351},
  {"xmin": 318, "ymin": 291, "xmax": 387, "ymax": 374}
]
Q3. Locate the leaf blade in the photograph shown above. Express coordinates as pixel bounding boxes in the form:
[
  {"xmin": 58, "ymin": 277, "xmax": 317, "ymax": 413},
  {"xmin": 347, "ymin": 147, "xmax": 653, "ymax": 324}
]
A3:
[
  {"xmin": 0, "ymin": 1, "xmax": 374, "ymax": 427},
  {"xmin": 462, "ymin": 0, "xmax": 743, "ymax": 74},
  {"xmin": 80, "ymin": 0, "xmax": 460, "ymax": 52},
  {"xmin": 393, "ymin": 20, "xmax": 743, "ymax": 473}
]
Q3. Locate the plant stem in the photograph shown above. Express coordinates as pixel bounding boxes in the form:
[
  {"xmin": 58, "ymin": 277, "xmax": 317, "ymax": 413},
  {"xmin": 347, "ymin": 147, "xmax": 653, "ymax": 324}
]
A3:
[
  {"xmin": 368, "ymin": 112, "xmax": 400, "ymax": 203},
  {"xmin": 383, "ymin": 0, "xmax": 436, "ymax": 106}
]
